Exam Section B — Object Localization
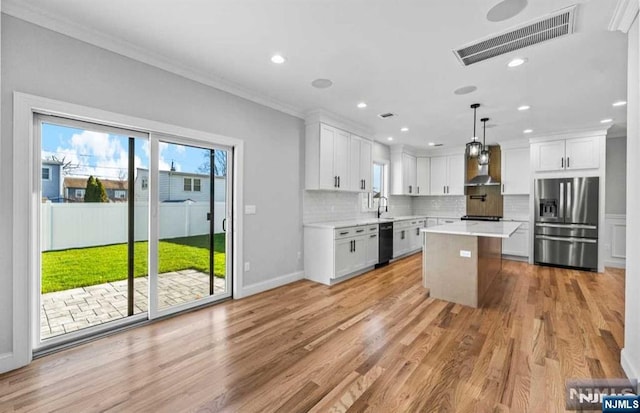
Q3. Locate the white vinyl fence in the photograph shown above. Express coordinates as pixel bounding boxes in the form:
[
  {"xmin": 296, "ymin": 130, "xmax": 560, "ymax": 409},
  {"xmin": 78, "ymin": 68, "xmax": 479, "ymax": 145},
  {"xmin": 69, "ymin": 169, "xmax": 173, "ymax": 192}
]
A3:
[{"xmin": 41, "ymin": 202, "xmax": 226, "ymax": 251}]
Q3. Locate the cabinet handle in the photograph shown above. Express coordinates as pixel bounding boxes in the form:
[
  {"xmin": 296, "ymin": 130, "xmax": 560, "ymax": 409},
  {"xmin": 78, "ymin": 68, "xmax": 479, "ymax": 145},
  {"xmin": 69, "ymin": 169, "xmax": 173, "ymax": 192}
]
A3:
[
  {"xmin": 370, "ymin": 227, "xmax": 376, "ymax": 230},
  {"xmin": 338, "ymin": 176, "xmax": 341, "ymax": 188},
  {"xmin": 416, "ymin": 228, "xmax": 419, "ymax": 236},
  {"xmin": 417, "ymin": 186, "xmax": 420, "ymax": 194},
  {"xmin": 353, "ymin": 240, "xmax": 356, "ymax": 252},
  {"xmin": 561, "ymin": 158, "xmax": 564, "ymax": 168},
  {"xmin": 443, "ymin": 185, "xmax": 446, "ymax": 194},
  {"xmin": 340, "ymin": 231, "xmax": 349, "ymax": 235},
  {"xmin": 409, "ymin": 185, "xmax": 412, "ymax": 194},
  {"xmin": 334, "ymin": 176, "xmax": 338, "ymax": 188},
  {"xmin": 363, "ymin": 179, "xmax": 366, "ymax": 189},
  {"xmin": 370, "ymin": 234, "xmax": 377, "ymax": 238},
  {"xmin": 502, "ymin": 184, "xmax": 505, "ymax": 193},
  {"xmin": 401, "ymin": 230, "xmax": 405, "ymax": 240},
  {"xmin": 567, "ymin": 157, "xmax": 570, "ymax": 168},
  {"xmin": 356, "ymin": 229, "xmax": 364, "ymax": 233}
]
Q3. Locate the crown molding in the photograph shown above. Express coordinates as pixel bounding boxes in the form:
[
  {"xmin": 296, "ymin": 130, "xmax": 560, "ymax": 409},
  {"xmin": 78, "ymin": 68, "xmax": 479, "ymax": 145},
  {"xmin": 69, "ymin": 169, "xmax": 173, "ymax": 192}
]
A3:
[
  {"xmin": 1, "ymin": 0, "xmax": 305, "ymax": 119},
  {"xmin": 609, "ymin": 0, "xmax": 639, "ymax": 33}
]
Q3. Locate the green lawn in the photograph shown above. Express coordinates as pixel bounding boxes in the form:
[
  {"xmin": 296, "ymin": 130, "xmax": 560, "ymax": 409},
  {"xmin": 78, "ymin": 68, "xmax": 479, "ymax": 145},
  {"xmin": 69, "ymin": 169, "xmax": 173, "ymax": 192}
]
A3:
[{"xmin": 42, "ymin": 234, "xmax": 226, "ymax": 293}]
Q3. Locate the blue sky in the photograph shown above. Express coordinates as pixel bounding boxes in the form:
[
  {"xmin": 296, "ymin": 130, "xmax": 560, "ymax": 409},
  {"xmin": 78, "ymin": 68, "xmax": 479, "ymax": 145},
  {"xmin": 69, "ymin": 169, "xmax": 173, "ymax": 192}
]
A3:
[{"xmin": 41, "ymin": 122, "xmax": 209, "ymax": 179}]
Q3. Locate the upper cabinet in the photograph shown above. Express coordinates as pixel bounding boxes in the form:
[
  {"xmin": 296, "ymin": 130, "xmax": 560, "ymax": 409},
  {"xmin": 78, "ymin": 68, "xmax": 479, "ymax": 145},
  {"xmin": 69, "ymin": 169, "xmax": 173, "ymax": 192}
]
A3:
[
  {"xmin": 501, "ymin": 147, "xmax": 530, "ymax": 195},
  {"xmin": 402, "ymin": 153, "xmax": 417, "ymax": 195},
  {"xmin": 349, "ymin": 135, "xmax": 372, "ymax": 192},
  {"xmin": 416, "ymin": 157, "xmax": 430, "ymax": 196},
  {"xmin": 429, "ymin": 154, "xmax": 464, "ymax": 196},
  {"xmin": 305, "ymin": 122, "xmax": 373, "ymax": 192},
  {"xmin": 532, "ymin": 136, "xmax": 600, "ymax": 172}
]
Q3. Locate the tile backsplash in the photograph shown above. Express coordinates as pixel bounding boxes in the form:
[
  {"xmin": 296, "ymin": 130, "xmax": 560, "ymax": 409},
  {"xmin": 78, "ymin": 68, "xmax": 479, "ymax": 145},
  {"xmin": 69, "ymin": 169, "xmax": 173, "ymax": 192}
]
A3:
[
  {"xmin": 412, "ymin": 196, "xmax": 466, "ymax": 218},
  {"xmin": 303, "ymin": 191, "xmax": 376, "ymax": 223},
  {"xmin": 503, "ymin": 195, "xmax": 530, "ymax": 219}
]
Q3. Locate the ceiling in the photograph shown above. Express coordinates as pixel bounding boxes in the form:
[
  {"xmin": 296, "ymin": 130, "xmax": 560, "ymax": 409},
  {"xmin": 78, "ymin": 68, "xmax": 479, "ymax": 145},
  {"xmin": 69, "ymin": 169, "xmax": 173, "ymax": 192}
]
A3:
[{"xmin": 4, "ymin": 0, "xmax": 628, "ymax": 149}]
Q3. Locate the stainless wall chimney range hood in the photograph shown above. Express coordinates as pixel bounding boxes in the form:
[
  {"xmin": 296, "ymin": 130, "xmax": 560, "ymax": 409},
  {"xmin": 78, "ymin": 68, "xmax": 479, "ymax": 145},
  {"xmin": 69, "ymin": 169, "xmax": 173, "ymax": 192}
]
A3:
[{"xmin": 465, "ymin": 163, "xmax": 500, "ymax": 187}]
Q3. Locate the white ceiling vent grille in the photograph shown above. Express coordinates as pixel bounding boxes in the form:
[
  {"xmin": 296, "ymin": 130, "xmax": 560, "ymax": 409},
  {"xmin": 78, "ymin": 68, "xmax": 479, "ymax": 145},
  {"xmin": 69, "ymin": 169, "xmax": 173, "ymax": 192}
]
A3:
[{"xmin": 453, "ymin": 5, "xmax": 577, "ymax": 66}]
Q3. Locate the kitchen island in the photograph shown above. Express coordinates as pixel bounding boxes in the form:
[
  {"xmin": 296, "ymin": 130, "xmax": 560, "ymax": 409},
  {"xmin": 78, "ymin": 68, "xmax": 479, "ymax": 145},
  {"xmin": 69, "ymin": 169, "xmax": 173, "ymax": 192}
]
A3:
[{"xmin": 421, "ymin": 221, "xmax": 521, "ymax": 308}]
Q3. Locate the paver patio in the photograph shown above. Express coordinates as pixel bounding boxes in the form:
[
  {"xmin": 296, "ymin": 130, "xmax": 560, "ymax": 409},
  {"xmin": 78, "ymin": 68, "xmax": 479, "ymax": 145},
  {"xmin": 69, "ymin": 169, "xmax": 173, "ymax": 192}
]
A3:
[{"xmin": 40, "ymin": 270, "xmax": 226, "ymax": 339}]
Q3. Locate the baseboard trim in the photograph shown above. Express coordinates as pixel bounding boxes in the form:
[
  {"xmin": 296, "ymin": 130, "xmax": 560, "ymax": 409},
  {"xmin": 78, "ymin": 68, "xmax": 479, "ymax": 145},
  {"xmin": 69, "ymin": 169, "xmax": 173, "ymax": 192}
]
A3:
[
  {"xmin": 237, "ymin": 271, "xmax": 304, "ymax": 298},
  {"xmin": 604, "ymin": 260, "xmax": 626, "ymax": 269},
  {"xmin": 621, "ymin": 348, "xmax": 639, "ymax": 379},
  {"xmin": 0, "ymin": 351, "xmax": 17, "ymax": 374}
]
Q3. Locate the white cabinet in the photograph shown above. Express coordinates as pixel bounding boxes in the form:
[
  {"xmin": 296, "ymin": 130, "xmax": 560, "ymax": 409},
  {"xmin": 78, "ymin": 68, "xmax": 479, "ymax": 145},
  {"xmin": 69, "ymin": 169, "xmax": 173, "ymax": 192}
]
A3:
[
  {"xmin": 390, "ymin": 150, "xmax": 418, "ymax": 195},
  {"xmin": 565, "ymin": 137, "xmax": 600, "ymax": 170},
  {"xmin": 429, "ymin": 155, "xmax": 464, "ymax": 195},
  {"xmin": 349, "ymin": 135, "xmax": 373, "ymax": 192},
  {"xmin": 502, "ymin": 222, "xmax": 529, "ymax": 257},
  {"xmin": 393, "ymin": 219, "xmax": 425, "ymax": 258},
  {"xmin": 306, "ymin": 123, "xmax": 374, "ymax": 191},
  {"xmin": 532, "ymin": 136, "xmax": 600, "ymax": 172},
  {"xmin": 304, "ymin": 224, "xmax": 379, "ymax": 285},
  {"xmin": 416, "ymin": 157, "xmax": 430, "ymax": 196},
  {"xmin": 501, "ymin": 147, "xmax": 530, "ymax": 195},
  {"xmin": 365, "ymin": 232, "xmax": 379, "ymax": 267}
]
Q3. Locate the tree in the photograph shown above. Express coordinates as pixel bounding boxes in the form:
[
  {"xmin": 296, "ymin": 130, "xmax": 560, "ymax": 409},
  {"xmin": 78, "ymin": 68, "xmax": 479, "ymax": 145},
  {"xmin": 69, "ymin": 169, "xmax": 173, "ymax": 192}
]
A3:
[
  {"xmin": 197, "ymin": 150, "xmax": 227, "ymax": 176},
  {"xmin": 84, "ymin": 176, "xmax": 108, "ymax": 202},
  {"xmin": 48, "ymin": 155, "xmax": 80, "ymax": 176}
]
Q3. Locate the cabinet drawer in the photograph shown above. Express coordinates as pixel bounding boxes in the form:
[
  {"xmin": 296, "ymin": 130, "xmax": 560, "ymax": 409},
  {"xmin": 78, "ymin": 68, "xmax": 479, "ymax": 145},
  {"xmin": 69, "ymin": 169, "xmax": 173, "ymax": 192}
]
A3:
[
  {"xmin": 334, "ymin": 227, "xmax": 355, "ymax": 239},
  {"xmin": 367, "ymin": 225, "xmax": 378, "ymax": 233}
]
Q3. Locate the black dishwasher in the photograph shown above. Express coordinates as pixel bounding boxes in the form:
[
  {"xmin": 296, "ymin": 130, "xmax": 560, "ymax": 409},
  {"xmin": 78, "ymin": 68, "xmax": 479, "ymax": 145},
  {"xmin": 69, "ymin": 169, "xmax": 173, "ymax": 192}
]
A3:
[{"xmin": 377, "ymin": 222, "xmax": 393, "ymax": 267}]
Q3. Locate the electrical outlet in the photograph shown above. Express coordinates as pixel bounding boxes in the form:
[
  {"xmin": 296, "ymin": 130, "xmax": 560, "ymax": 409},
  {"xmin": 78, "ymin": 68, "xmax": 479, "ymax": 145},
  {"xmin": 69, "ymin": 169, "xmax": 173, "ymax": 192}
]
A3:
[
  {"xmin": 460, "ymin": 250, "xmax": 472, "ymax": 258},
  {"xmin": 244, "ymin": 262, "xmax": 250, "ymax": 271}
]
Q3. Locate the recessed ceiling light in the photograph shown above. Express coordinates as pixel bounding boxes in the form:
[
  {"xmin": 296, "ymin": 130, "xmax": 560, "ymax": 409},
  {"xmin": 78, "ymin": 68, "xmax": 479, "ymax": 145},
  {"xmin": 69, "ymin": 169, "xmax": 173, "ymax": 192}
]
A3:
[
  {"xmin": 311, "ymin": 78, "xmax": 333, "ymax": 89},
  {"xmin": 523, "ymin": 129, "xmax": 533, "ymax": 134},
  {"xmin": 613, "ymin": 101, "xmax": 627, "ymax": 107},
  {"xmin": 507, "ymin": 57, "xmax": 527, "ymax": 68},
  {"xmin": 357, "ymin": 102, "xmax": 367, "ymax": 109},
  {"xmin": 270, "ymin": 54, "xmax": 286, "ymax": 64},
  {"xmin": 387, "ymin": 137, "xmax": 394, "ymax": 141},
  {"xmin": 400, "ymin": 127, "xmax": 409, "ymax": 132},
  {"xmin": 453, "ymin": 85, "xmax": 478, "ymax": 95},
  {"xmin": 428, "ymin": 142, "xmax": 436, "ymax": 146},
  {"xmin": 487, "ymin": 0, "xmax": 528, "ymax": 22},
  {"xmin": 517, "ymin": 105, "xmax": 530, "ymax": 111},
  {"xmin": 600, "ymin": 118, "xmax": 613, "ymax": 124}
]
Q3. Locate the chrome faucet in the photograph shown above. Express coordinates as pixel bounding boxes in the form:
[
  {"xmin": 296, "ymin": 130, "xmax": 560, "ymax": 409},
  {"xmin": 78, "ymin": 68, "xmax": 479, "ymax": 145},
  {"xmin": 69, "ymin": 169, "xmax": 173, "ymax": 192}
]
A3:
[{"xmin": 377, "ymin": 196, "xmax": 388, "ymax": 219}]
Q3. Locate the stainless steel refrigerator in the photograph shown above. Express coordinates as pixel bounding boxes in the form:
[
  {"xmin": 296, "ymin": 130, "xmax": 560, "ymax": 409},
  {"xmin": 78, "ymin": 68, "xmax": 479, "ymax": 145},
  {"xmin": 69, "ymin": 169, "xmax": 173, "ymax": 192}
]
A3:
[{"xmin": 534, "ymin": 177, "xmax": 599, "ymax": 271}]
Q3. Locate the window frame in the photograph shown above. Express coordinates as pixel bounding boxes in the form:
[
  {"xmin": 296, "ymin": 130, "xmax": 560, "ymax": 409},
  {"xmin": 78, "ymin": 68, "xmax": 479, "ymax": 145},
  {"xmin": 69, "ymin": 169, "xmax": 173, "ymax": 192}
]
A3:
[
  {"xmin": 141, "ymin": 177, "xmax": 148, "ymax": 189},
  {"xmin": 114, "ymin": 190, "xmax": 126, "ymax": 199},
  {"xmin": 41, "ymin": 167, "xmax": 51, "ymax": 181},
  {"xmin": 193, "ymin": 178, "xmax": 201, "ymax": 192},
  {"xmin": 75, "ymin": 189, "xmax": 85, "ymax": 198},
  {"xmin": 183, "ymin": 177, "xmax": 192, "ymax": 192}
]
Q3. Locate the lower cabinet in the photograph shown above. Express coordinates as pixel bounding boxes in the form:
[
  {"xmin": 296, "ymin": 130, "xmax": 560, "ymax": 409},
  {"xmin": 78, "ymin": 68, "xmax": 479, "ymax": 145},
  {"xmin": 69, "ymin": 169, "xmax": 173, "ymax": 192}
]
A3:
[
  {"xmin": 502, "ymin": 222, "xmax": 529, "ymax": 258},
  {"xmin": 393, "ymin": 219, "xmax": 425, "ymax": 258},
  {"xmin": 304, "ymin": 224, "xmax": 378, "ymax": 285}
]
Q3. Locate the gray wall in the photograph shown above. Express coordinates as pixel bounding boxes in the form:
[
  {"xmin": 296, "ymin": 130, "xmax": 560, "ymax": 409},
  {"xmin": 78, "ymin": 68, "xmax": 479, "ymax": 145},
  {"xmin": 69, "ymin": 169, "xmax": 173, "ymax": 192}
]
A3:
[
  {"xmin": 605, "ymin": 137, "xmax": 627, "ymax": 214},
  {"xmin": 0, "ymin": 15, "xmax": 304, "ymax": 353}
]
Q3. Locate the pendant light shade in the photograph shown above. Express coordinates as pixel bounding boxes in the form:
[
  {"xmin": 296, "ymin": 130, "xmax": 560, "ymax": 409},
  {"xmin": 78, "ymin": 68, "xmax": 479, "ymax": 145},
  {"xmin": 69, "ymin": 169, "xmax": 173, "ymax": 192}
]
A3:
[
  {"xmin": 466, "ymin": 104, "xmax": 482, "ymax": 157},
  {"xmin": 478, "ymin": 117, "xmax": 490, "ymax": 166}
]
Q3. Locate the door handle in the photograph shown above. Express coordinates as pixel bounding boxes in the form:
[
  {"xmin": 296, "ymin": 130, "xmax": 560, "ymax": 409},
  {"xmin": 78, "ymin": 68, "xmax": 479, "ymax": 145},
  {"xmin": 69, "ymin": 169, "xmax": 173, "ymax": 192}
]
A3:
[
  {"xmin": 536, "ymin": 235, "xmax": 597, "ymax": 244},
  {"xmin": 222, "ymin": 218, "xmax": 227, "ymax": 232}
]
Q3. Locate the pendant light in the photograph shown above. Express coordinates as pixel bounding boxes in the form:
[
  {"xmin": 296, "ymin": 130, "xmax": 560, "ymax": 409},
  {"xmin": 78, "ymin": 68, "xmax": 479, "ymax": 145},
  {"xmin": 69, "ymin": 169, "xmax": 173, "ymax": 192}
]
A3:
[
  {"xmin": 466, "ymin": 103, "xmax": 482, "ymax": 157},
  {"xmin": 478, "ymin": 117, "xmax": 490, "ymax": 166}
]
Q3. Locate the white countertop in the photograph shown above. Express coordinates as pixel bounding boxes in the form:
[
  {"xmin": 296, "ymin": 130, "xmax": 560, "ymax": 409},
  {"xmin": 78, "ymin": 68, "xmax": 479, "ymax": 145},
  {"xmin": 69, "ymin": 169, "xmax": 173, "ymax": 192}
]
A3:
[
  {"xmin": 304, "ymin": 215, "xmax": 429, "ymax": 229},
  {"xmin": 421, "ymin": 221, "xmax": 521, "ymax": 238}
]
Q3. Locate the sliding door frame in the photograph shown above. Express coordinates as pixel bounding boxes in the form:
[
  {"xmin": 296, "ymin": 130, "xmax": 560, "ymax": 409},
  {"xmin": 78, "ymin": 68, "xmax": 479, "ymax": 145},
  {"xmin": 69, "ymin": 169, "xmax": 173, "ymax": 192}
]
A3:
[
  {"xmin": 148, "ymin": 133, "xmax": 234, "ymax": 320},
  {"xmin": 10, "ymin": 92, "xmax": 244, "ymax": 372}
]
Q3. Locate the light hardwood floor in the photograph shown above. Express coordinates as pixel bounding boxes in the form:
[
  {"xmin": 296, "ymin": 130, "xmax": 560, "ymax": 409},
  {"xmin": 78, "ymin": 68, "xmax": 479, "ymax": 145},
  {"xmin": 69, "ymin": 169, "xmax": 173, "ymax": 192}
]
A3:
[{"xmin": 0, "ymin": 255, "xmax": 626, "ymax": 412}]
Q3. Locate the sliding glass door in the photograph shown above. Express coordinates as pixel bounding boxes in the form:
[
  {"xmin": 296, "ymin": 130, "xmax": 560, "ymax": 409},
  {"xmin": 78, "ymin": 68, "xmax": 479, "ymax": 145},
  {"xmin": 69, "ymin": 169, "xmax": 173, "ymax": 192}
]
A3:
[
  {"xmin": 149, "ymin": 136, "xmax": 232, "ymax": 318},
  {"xmin": 36, "ymin": 116, "xmax": 233, "ymax": 348},
  {"xmin": 36, "ymin": 115, "xmax": 149, "ymax": 346}
]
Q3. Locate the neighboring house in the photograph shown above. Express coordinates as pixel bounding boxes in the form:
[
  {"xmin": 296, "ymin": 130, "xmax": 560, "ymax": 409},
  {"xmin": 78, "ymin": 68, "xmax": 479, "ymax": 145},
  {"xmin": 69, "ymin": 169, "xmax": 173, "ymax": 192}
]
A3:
[
  {"xmin": 64, "ymin": 177, "xmax": 128, "ymax": 202},
  {"xmin": 134, "ymin": 168, "xmax": 226, "ymax": 203},
  {"xmin": 41, "ymin": 160, "xmax": 64, "ymax": 202}
]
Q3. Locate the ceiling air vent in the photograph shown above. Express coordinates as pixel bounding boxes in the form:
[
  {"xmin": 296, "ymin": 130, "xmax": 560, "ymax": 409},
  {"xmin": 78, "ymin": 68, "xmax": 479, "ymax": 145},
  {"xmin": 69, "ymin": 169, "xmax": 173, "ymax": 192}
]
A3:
[
  {"xmin": 453, "ymin": 5, "xmax": 577, "ymax": 66},
  {"xmin": 377, "ymin": 112, "xmax": 397, "ymax": 119}
]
